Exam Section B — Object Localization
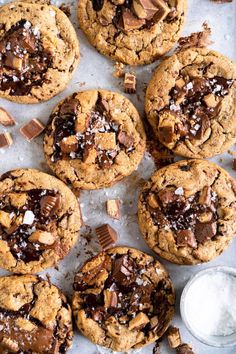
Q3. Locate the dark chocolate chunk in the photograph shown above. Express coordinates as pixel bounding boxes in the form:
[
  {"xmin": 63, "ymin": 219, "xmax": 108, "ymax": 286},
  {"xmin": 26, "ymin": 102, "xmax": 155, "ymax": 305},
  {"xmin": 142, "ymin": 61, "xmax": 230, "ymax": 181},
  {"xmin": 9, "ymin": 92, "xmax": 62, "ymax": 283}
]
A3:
[
  {"xmin": 117, "ymin": 131, "xmax": 134, "ymax": 148},
  {"xmin": 195, "ymin": 221, "xmax": 217, "ymax": 243},
  {"xmin": 176, "ymin": 230, "xmax": 197, "ymax": 248},
  {"xmin": 92, "ymin": 0, "xmax": 104, "ymax": 11}
]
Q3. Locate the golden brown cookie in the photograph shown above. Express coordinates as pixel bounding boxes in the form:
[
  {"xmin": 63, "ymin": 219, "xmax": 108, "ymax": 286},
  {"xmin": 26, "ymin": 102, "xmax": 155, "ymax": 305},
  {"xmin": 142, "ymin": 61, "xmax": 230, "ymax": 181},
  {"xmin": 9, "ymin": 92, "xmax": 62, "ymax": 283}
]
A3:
[
  {"xmin": 72, "ymin": 247, "xmax": 175, "ymax": 351},
  {"xmin": 44, "ymin": 90, "xmax": 146, "ymax": 190},
  {"xmin": 138, "ymin": 159, "xmax": 236, "ymax": 265},
  {"xmin": 145, "ymin": 48, "xmax": 236, "ymax": 158},
  {"xmin": 0, "ymin": 169, "xmax": 82, "ymax": 274},
  {"xmin": 0, "ymin": 1, "xmax": 80, "ymax": 103},
  {"xmin": 78, "ymin": 0, "xmax": 187, "ymax": 65},
  {"xmin": 0, "ymin": 275, "xmax": 73, "ymax": 353}
]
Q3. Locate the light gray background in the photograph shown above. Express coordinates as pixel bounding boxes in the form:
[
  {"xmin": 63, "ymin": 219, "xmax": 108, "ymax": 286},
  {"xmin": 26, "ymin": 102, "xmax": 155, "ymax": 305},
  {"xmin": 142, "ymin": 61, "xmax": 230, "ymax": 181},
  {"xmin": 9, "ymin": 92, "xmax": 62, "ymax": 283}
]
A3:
[{"xmin": 0, "ymin": 0, "xmax": 236, "ymax": 353}]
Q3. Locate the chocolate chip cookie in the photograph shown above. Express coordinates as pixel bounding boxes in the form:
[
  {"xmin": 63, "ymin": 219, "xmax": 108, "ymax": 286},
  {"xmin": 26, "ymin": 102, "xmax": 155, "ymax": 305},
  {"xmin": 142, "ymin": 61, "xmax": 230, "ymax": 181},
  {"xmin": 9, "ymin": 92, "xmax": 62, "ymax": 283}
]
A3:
[
  {"xmin": 145, "ymin": 48, "xmax": 236, "ymax": 158},
  {"xmin": 72, "ymin": 247, "xmax": 175, "ymax": 351},
  {"xmin": 0, "ymin": 169, "xmax": 81, "ymax": 274},
  {"xmin": 44, "ymin": 90, "xmax": 146, "ymax": 190},
  {"xmin": 78, "ymin": 0, "xmax": 186, "ymax": 65},
  {"xmin": 138, "ymin": 159, "xmax": 236, "ymax": 265},
  {"xmin": 0, "ymin": 275, "xmax": 73, "ymax": 353},
  {"xmin": 0, "ymin": 1, "xmax": 80, "ymax": 104}
]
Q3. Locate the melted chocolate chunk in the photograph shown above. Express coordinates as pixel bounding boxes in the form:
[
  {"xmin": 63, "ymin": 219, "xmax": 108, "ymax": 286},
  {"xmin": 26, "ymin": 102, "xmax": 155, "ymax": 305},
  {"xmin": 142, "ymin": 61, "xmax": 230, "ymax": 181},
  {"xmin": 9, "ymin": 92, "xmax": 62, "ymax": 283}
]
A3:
[
  {"xmin": 50, "ymin": 95, "xmax": 134, "ymax": 168},
  {"xmin": 167, "ymin": 76, "xmax": 234, "ymax": 139},
  {"xmin": 0, "ymin": 189, "xmax": 60, "ymax": 262},
  {"xmin": 0, "ymin": 20, "xmax": 52, "ymax": 96}
]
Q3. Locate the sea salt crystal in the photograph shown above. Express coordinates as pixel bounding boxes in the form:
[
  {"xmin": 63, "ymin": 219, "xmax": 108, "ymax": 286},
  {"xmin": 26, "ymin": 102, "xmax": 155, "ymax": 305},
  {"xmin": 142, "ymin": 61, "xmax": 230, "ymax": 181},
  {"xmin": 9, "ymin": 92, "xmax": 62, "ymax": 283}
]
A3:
[
  {"xmin": 23, "ymin": 210, "xmax": 35, "ymax": 225},
  {"xmin": 175, "ymin": 187, "xmax": 184, "ymax": 195},
  {"xmin": 185, "ymin": 272, "xmax": 236, "ymax": 336},
  {"xmin": 186, "ymin": 82, "xmax": 193, "ymax": 90}
]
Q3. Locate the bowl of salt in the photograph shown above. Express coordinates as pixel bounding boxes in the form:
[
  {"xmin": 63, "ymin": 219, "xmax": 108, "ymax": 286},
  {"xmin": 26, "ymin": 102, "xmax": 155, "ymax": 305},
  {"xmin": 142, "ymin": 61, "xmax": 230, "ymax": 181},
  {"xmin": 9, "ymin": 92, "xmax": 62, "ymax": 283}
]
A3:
[{"xmin": 180, "ymin": 266, "xmax": 236, "ymax": 347}]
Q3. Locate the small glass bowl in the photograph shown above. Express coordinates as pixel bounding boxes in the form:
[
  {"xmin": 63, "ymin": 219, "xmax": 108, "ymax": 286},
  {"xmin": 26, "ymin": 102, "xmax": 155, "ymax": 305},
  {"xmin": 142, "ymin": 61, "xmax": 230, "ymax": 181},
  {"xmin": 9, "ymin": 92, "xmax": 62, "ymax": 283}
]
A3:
[{"xmin": 180, "ymin": 266, "xmax": 236, "ymax": 348}]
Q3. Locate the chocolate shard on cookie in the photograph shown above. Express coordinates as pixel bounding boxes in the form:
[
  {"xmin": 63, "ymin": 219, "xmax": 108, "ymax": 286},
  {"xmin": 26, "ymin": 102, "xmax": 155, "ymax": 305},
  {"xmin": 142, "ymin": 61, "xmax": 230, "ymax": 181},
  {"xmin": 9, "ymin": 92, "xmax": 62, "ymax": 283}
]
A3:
[
  {"xmin": 72, "ymin": 247, "xmax": 175, "ymax": 351},
  {"xmin": 145, "ymin": 47, "xmax": 236, "ymax": 158},
  {"xmin": 0, "ymin": 275, "xmax": 73, "ymax": 353},
  {"xmin": 44, "ymin": 90, "xmax": 146, "ymax": 190},
  {"xmin": 0, "ymin": 169, "xmax": 81, "ymax": 274},
  {"xmin": 138, "ymin": 159, "xmax": 236, "ymax": 265},
  {"xmin": 78, "ymin": 0, "xmax": 186, "ymax": 65},
  {"xmin": 0, "ymin": 1, "xmax": 80, "ymax": 103}
]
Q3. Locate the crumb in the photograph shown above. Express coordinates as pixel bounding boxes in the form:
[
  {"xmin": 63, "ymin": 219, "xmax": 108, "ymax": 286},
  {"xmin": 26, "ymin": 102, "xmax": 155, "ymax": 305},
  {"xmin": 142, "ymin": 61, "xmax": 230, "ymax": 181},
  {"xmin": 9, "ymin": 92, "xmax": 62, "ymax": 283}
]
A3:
[
  {"xmin": 177, "ymin": 22, "xmax": 212, "ymax": 51},
  {"xmin": 113, "ymin": 62, "xmax": 125, "ymax": 78}
]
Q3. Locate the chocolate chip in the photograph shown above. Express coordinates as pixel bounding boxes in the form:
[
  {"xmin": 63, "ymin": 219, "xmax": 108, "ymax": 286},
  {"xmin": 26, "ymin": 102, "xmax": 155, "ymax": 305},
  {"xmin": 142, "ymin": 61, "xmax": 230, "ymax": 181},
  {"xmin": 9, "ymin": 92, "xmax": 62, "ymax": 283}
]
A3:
[
  {"xmin": 195, "ymin": 221, "xmax": 217, "ymax": 244},
  {"xmin": 92, "ymin": 0, "xmax": 104, "ymax": 11},
  {"xmin": 117, "ymin": 131, "xmax": 134, "ymax": 148},
  {"xmin": 180, "ymin": 165, "xmax": 190, "ymax": 171}
]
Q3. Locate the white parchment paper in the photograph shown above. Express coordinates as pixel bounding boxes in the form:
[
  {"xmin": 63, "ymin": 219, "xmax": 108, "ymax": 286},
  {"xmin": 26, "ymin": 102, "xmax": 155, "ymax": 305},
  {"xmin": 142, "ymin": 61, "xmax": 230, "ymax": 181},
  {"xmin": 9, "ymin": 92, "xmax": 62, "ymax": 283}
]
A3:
[{"xmin": 0, "ymin": 0, "xmax": 236, "ymax": 353}]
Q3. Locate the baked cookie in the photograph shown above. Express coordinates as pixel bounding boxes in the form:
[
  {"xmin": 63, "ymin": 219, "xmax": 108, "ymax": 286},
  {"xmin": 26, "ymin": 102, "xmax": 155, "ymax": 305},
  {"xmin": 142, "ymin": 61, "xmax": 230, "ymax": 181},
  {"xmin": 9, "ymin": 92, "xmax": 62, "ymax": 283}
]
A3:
[
  {"xmin": 44, "ymin": 90, "xmax": 146, "ymax": 190},
  {"xmin": 0, "ymin": 1, "xmax": 80, "ymax": 103},
  {"xmin": 138, "ymin": 159, "xmax": 236, "ymax": 265},
  {"xmin": 0, "ymin": 275, "xmax": 73, "ymax": 353},
  {"xmin": 72, "ymin": 247, "xmax": 175, "ymax": 351},
  {"xmin": 0, "ymin": 169, "xmax": 81, "ymax": 274},
  {"xmin": 78, "ymin": 0, "xmax": 186, "ymax": 65},
  {"xmin": 145, "ymin": 48, "xmax": 236, "ymax": 158}
]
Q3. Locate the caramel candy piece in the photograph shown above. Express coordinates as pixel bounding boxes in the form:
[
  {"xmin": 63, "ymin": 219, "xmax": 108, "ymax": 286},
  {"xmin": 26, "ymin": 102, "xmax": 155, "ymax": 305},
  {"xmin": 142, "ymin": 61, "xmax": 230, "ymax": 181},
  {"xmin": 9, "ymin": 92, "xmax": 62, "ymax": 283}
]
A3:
[
  {"xmin": 124, "ymin": 73, "xmax": 136, "ymax": 93},
  {"xmin": 96, "ymin": 224, "xmax": 118, "ymax": 250},
  {"xmin": 0, "ymin": 108, "xmax": 15, "ymax": 126},
  {"xmin": 0, "ymin": 132, "xmax": 13, "ymax": 149},
  {"xmin": 5, "ymin": 53, "xmax": 24, "ymax": 71},
  {"xmin": 95, "ymin": 132, "xmax": 117, "ymax": 150},
  {"xmin": 122, "ymin": 8, "xmax": 145, "ymax": 31},
  {"xmin": 198, "ymin": 186, "xmax": 212, "ymax": 206},
  {"xmin": 20, "ymin": 119, "xmax": 45, "ymax": 141},
  {"xmin": 29, "ymin": 230, "xmax": 56, "ymax": 245},
  {"xmin": 60, "ymin": 136, "xmax": 78, "ymax": 153},
  {"xmin": 117, "ymin": 131, "xmax": 134, "ymax": 148},
  {"xmin": 167, "ymin": 326, "xmax": 182, "ymax": 348},
  {"xmin": 203, "ymin": 93, "xmax": 219, "ymax": 108},
  {"xmin": 0, "ymin": 211, "xmax": 12, "ymax": 228},
  {"xmin": 175, "ymin": 78, "xmax": 186, "ymax": 90},
  {"xmin": 9, "ymin": 193, "xmax": 28, "ymax": 208},
  {"xmin": 195, "ymin": 221, "xmax": 217, "ymax": 244},
  {"xmin": 176, "ymin": 230, "xmax": 197, "ymax": 248},
  {"xmin": 103, "ymin": 289, "xmax": 118, "ymax": 308},
  {"xmin": 106, "ymin": 199, "xmax": 121, "ymax": 219},
  {"xmin": 129, "ymin": 312, "xmax": 149, "ymax": 330},
  {"xmin": 176, "ymin": 343, "xmax": 195, "ymax": 354},
  {"xmin": 75, "ymin": 113, "xmax": 90, "ymax": 133},
  {"xmin": 40, "ymin": 194, "xmax": 61, "ymax": 217},
  {"xmin": 83, "ymin": 146, "xmax": 97, "ymax": 163},
  {"xmin": 147, "ymin": 194, "xmax": 159, "ymax": 209}
]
